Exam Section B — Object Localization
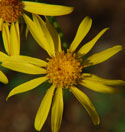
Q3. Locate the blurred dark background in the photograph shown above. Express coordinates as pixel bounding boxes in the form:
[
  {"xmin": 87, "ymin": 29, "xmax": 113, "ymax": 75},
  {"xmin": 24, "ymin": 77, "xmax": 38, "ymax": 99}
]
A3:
[{"xmin": 0, "ymin": 0, "xmax": 125, "ymax": 132}]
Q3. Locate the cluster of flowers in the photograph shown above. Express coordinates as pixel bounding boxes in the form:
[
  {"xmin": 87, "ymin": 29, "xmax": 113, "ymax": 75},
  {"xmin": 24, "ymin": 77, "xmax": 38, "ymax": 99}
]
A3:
[{"xmin": 0, "ymin": 0, "xmax": 124, "ymax": 132}]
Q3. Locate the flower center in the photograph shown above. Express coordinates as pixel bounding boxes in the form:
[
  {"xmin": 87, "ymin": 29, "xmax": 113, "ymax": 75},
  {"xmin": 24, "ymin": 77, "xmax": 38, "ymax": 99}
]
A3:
[
  {"xmin": 47, "ymin": 51, "xmax": 82, "ymax": 88},
  {"xmin": 0, "ymin": 0, "xmax": 23, "ymax": 23}
]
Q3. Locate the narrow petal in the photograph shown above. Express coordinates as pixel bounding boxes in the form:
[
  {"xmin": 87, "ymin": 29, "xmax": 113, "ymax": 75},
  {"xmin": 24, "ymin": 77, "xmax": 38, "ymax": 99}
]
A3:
[
  {"xmin": 80, "ymin": 79, "xmax": 124, "ymax": 93},
  {"xmin": 0, "ymin": 52, "xmax": 8, "ymax": 62},
  {"xmin": 46, "ymin": 17, "xmax": 62, "ymax": 53},
  {"xmin": 15, "ymin": 21, "xmax": 20, "ymax": 44},
  {"xmin": 2, "ymin": 60, "xmax": 46, "ymax": 75},
  {"xmin": 0, "ymin": 71, "xmax": 8, "ymax": 84},
  {"xmin": 51, "ymin": 87, "xmax": 63, "ymax": 132},
  {"xmin": 23, "ymin": 2, "xmax": 73, "ymax": 16},
  {"xmin": 10, "ymin": 23, "xmax": 20, "ymax": 55},
  {"xmin": 23, "ymin": 14, "xmax": 45, "ymax": 50},
  {"xmin": 70, "ymin": 86, "xmax": 100, "ymax": 125},
  {"xmin": 32, "ymin": 14, "xmax": 55, "ymax": 56},
  {"xmin": 0, "ymin": 18, "xmax": 3, "ymax": 31},
  {"xmin": 35, "ymin": 85, "xmax": 56, "ymax": 131},
  {"xmin": 2, "ymin": 23, "xmax": 10, "ymax": 55},
  {"xmin": 83, "ymin": 73, "xmax": 125, "ymax": 86},
  {"xmin": 9, "ymin": 55, "xmax": 47, "ymax": 67},
  {"xmin": 23, "ymin": 14, "xmax": 53, "ymax": 56},
  {"xmin": 78, "ymin": 28, "xmax": 109, "ymax": 55},
  {"xmin": 70, "ymin": 17, "xmax": 92, "ymax": 52},
  {"xmin": 84, "ymin": 45, "xmax": 123, "ymax": 67},
  {"xmin": 7, "ymin": 77, "xmax": 47, "ymax": 100}
]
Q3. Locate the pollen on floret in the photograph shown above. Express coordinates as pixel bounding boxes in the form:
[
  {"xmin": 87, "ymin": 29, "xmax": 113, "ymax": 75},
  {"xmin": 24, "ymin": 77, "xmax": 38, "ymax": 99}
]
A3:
[
  {"xmin": 46, "ymin": 50, "xmax": 82, "ymax": 88},
  {"xmin": 0, "ymin": 0, "xmax": 23, "ymax": 23}
]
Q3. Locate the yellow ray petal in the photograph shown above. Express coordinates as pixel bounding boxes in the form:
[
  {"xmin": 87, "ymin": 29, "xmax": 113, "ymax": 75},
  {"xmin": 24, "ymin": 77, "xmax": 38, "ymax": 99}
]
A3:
[
  {"xmin": 23, "ymin": 14, "xmax": 45, "ymax": 50},
  {"xmin": 23, "ymin": 2, "xmax": 73, "ymax": 16},
  {"xmin": 2, "ymin": 23, "xmax": 10, "ymax": 55},
  {"xmin": 46, "ymin": 17, "xmax": 62, "ymax": 53},
  {"xmin": 83, "ymin": 73, "xmax": 125, "ymax": 86},
  {"xmin": 78, "ymin": 28, "xmax": 109, "ymax": 55},
  {"xmin": 15, "ymin": 21, "xmax": 20, "ymax": 44},
  {"xmin": 70, "ymin": 86, "xmax": 100, "ymax": 125},
  {"xmin": 80, "ymin": 79, "xmax": 124, "ymax": 93},
  {"xmin": 51, "ymin": 87, "xmax": 63, "ymax": 132},
  {"xmin": 0, "ymin": 18, "xmax": 3, "ymax": 31},
  {"xmin": 0, "ymin": 71, "xmax": 8, "ymax": 84},
  {"xmin": 10, "ymin": 55, "xmax": 47, "ymax": 67},
  {"xmin": 84, "ymin": 45, "xmax": 123, "ymax": 67},
  {"xmin": 7, "ymin": 76, "xmax": 47, "ymax": 100},
  {"xmin": 24, "ymin": 14, "xmax": 53, "ymax": 57},
  {"xmin": 2, "ymin": 60, "xmax": 46, "ymax": 75},
  {"xmin": 70, "ymin": 17, "xmax": 92, "ymax": 52},
  {"xmin": 10, "ymin": 23, "xmax": 20, "ymax": 55},
  {"xmin": 35, "ymin": 85, "xmax": 56, "ymax": 131},
  {"xmin": 0, "ymin": 52, "xmax": 8, "ymax": 62},
  {"xmin": 32, "ymin": 14, "xmax": 55, "ymax": 56}
]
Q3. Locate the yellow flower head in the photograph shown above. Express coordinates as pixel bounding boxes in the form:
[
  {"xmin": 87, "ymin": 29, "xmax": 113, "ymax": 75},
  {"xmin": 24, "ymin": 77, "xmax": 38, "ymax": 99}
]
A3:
[
  {"xmin": 47, "ymin": 51, "xmax": 82, "ymax": 88},
  {"xmin": 0, "ymin": 0, "xmax": 73, "ymax": 30},
  {"xmin": 0, "ymin": 0, "xmax": 23, "ymax": 23},
  {"xmin": 2, "ymin": 14, "xmax": 125, "ymax": 132}
]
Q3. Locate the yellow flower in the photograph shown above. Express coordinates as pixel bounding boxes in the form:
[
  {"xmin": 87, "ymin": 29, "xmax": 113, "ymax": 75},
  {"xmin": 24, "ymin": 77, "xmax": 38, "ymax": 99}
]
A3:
[
  {"xmin": 0, "ymin": 21, "xmax": 20, "ymax": 84},
  {"xmin": 0, "ymin": 19, "xmax": 48, "ymax": 83},
  {"xmin": 2, "ymin": 22, "xmax": 20, "ymax": 56},
  {"xmin": 0, "ymin": 0, "xmax": 73, "ymax": 30},
  {"xmin": 2, "ymin": 15, "xmax": 125, "ymax": 132}
]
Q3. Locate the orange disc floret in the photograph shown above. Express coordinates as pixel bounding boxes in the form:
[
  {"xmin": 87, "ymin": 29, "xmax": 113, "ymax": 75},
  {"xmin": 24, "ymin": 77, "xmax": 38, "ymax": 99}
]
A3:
[
  {"xmin": 47, "ymin": 51, "xmax": 82, "ymax": 88},
  {"xmin": 0, "ymin": 0, "xmax": 23, "ymax": 23}
]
